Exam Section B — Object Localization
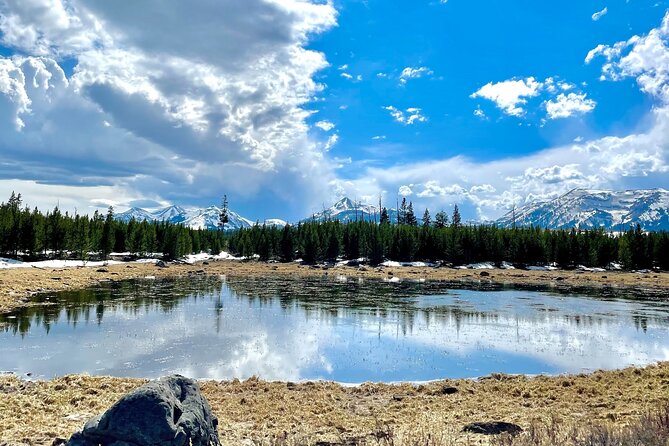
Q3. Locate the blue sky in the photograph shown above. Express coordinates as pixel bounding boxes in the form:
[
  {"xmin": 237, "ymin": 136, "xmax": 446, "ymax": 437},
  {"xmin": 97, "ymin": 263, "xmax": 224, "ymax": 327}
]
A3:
[
  {"xmin": 308, "ymin": 0, "xmax": 662, "ymax": 171},
  {"xmin": 0, "ymin": 0, "xmax": 668, "ymax": 221}
]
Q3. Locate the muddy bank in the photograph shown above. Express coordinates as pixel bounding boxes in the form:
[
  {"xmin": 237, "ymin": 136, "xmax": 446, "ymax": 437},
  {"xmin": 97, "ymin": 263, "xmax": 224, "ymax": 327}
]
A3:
[
  {"xmin": 0, "ymin": 363, "xmax": 667, "ymax": 445},
  {"xmin": 1, "ymin": 260, "xmax": 669, "ymax": 314}
]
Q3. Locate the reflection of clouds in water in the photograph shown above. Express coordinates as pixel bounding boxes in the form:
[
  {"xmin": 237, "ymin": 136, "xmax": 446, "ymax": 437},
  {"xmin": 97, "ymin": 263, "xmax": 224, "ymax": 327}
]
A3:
[
  {"xmin": 1, "ymin": 280, "xmax": 669, "ymax": 381},
  {"xmin": 0, "ymin": 296, "xmax": 337, "ymax": 381},
  {"xmin": 175, "ymin": 322, "xmax": 334, "ymax": 381},
  {"xmin": 357, "ymin": 310, "xmax": 669, "ymax": 373}
]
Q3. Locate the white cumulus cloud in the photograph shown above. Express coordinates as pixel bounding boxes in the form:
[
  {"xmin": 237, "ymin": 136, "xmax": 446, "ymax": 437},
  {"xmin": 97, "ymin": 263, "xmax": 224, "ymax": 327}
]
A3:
[
  {"xmin": 470, "ymin": 77, "xmax": 543, "ymax": 117},
  {"xmin": 0, "ymin": 0, "xmax": 339, "ymax": 218},
  {"xmin": 592, "ymin": 7, "xmax": 608, "ymax": 21},
  {"xmin": 398, "ymin": 185, "xmax": 413, "ymax": 197},
  {"xmin": 545, "ymin": 93, "xmax": 596, "ymax": 119},
  {"xmin": 315, "ymin": 120, "xmax": 335, "ymax": 132},
  {"xmin": 399, "ymin": 66, "xmax": 433, "ymax": 84},
  {"xmin": 385, "ymin": 105, "xmax": 428, "ymax": 125}
]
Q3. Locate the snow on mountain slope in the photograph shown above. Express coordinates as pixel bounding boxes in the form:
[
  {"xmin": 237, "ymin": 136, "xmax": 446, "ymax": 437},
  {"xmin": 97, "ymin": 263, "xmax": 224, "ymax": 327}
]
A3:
[
  {"xmin": 115, "ymin": 207, "xmax": 156, "ymax": 223},
  {"xmin": 152, "ymin": 205, "xmax": 187, "ymax": 223},
  {"xmin": 181, "ymin": 206, "xmax": 253, "ymax": 231},
  {"xmin": 496, "ymin": 189, "xmax": 669, "ymax": 231},
  {"xmin": 303, "ymin": 197, "xmax": 402, "ymax": 223},
  {"xmin": 115, "ymin": 204, "xmax": 255, "ymax": 230},
  {"xmin": 263, "ymin": 219, "xmax": 288, "ymax": 227}
]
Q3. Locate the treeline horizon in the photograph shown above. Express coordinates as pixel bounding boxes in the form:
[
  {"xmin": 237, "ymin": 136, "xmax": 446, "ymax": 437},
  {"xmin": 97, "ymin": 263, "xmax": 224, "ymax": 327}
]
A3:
[
  {"xmin": 1, "ymin": 192, "xmax": 668, "ymax": 270},
  {"xmin": 0, "ymin": 192, "xmax": 226, "ymax": 260},
  {"xmin": 228, "ymin": 219, "xmax": 668, "ymax": 271}
]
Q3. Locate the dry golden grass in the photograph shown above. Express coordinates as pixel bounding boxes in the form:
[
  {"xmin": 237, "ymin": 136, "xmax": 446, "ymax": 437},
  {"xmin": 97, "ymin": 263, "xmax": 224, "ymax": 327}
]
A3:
[
  {"xmin": 1, "ymin": 260, "xmax": 668, "ymax": 314},
  {"xmin": 1, "ymin": 363, "xmax": 668, "ymax": 446}
]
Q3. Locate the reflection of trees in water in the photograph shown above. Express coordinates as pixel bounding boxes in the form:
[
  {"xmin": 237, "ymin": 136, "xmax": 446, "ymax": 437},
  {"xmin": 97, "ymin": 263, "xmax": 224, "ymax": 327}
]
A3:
[
  {"xmin": 0, "ymin": 277, "xmax": 225, "ymax": 336},
  {"xmin": 1, "ymin": 276, "xmax": 668, "ymax": 337},
  {"xmin": 224, "ymin": 277, "xmax": 669, "ymax": 336}
]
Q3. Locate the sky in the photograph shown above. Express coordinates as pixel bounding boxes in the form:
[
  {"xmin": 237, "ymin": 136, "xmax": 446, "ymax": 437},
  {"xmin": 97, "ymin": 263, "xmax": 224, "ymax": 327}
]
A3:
[{"xmin": 0, "ymin": 0, "xmax": 668, "ymax": 222}]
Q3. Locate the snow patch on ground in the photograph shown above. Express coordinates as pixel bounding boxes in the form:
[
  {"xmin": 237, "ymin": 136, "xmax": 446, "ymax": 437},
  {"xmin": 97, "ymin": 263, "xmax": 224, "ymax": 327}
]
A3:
[
  {"xmin": 336, "ymin": 258, "xmax": 367, "ymax": 267},
  {"xmin": 527, "ymin": 265, "xmax": 560, "ymax": 271},
  {"xmin": 182, "ymin": 251, "xmax": 247, "ymax": 264},
  {"xmin": 380, "ymin": 261, "xmax": 436, "ymax": 267},
  {"xmin": 455, "ymin": 262, "xmax": 495, "ymax": 270},
  {"xmin": 577, "ymin": 265, "xmax": 607, "ymax": 272},
  {"xmin": 135, "ymin": 258, "xmax": 159, "ymax": 264}
]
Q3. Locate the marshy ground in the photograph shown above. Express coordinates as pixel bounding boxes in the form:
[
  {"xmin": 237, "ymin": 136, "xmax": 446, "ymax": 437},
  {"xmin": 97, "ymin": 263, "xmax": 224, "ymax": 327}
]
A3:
[
  {"xmin": 2, "ymin": 259, "xmax": 669, "ymax": 314},
  {"xmin": 1, "ymin": 261, "xmax": 668, "ymax": 445}
]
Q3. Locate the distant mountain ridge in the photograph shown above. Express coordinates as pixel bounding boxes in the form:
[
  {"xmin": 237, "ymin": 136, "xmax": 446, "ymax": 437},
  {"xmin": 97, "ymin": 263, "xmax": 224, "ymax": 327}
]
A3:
[
  {"xmin": 117, "ymin": 189, "xmax": 669, "ymax": 232},
  {"xmin": 302, "ymin": 197, "xmax": 399, "ymax": 223},
  {"xmin": 115, "ymin": 205, "xmax": 286, "ymax": 231},
  {"xmin": 496, "ymin": 188, "xmax": 669, "ymax": 231}
]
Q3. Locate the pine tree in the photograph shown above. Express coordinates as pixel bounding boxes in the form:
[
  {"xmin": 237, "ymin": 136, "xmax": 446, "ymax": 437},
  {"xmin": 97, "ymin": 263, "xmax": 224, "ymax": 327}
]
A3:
[
  {"xmin": 257, "ymin": 231, "xmax": 271, "ymax": 261},
  {"xmin": 422, "ymin": 208, "xmax": 431, "ymax": 227},
  {"xmin": 399, "ymin": 198, "xmax": 408, "ymax": 225},
  {"xmin": 48, "ymin": 206, "xmax": 66, "ymax": 257},
  {"xmin": 326, "ymin": 228, "xmax": 340, "ymax": 260},
  {"xmin": 434, "ymin": 211, "xmax": 448, "ymax": 228},
  {"xmin": 280, "ymin": 225, "xmax": 294, "ymax": 262},
  {"xmin": 380, "ymin": 207, "xmax": 390, "ymax": 225},
  {"xmin": 302, "ymin": 226, "xmax": 320, "ymax": 263},
  {"xmin": 100, "ymin": 206, "xmax": 115, "ymax": 259},
  {"xmin": 368, "ymin": 225, "xmax": 384, "ymax": 265},
  {"xmin": 452, "ymin": 205, "xmax": 461, "ymax": 228},
  {"xmin": 19, "ymin": 207, "xmax": 37, "ymax": 257},
  {"xmin": 7, "ymin": 192, "xmax": 21, "ymax": 255},
  {"xmin": 73, "ymin": 215, "xmax": 90, "ymax": 261},
  {"xmin": 219, "ymin": 195, "xmax": 229, "ymax": 232},
  {"xmin": 406, "ymin": 202, "xmax": 418, "ymax": 226}
]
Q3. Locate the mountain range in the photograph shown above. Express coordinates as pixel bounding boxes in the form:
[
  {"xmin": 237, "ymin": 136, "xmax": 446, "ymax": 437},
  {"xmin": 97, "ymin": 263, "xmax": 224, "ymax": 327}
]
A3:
[
  {"xmin": 301, "ymin": 197, "xmax": 401, "ymax": 224},
  {"xmin": 495, "ymin": 188, "xmax": 669, "ymax": 231},
  {"xmin": 116, "ymin": 205, "xmax": 285, "ymax": 231},
  {"xmin": 116, "ymin": 189, "xmax": 669, "ymax": 232}
]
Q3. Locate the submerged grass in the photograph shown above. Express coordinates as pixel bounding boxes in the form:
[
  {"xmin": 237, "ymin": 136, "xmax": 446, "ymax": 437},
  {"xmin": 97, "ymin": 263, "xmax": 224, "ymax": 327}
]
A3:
[
  {"xmin": 1, "ymin": 363, "xmax": 668, "ymax": 446},
  {"xmin": 2, "ymin": 260, "xmax": 669, "ymax": 314}
]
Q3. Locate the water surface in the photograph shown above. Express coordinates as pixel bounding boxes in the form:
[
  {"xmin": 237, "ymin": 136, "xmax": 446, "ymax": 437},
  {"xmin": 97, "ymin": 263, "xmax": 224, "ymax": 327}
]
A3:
[{"xmin": 1, "ymin": 276, "xmax": 668, "ymax": 382}]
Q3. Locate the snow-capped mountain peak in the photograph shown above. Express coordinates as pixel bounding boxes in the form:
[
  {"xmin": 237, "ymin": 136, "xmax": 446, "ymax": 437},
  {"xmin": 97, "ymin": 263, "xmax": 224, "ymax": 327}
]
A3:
[
  {"xmin": 263, "ymin": 218, "xmax": 288, "ymax": 227},
  {"xmin": 303, "ymin": 196, "xmax": 407, "ymax": 224},
  {"xmin": 116, "ymin": 207, "xmax": 155, "ymax": 223},
  {"xmin": 332, "ymin": 197, "xmax": 356, "ymax": 210},
  {"xmin": 153, "ymin": 205, "xmax": 187, "ymax": 222},
  {"xmin": 496, "ymin": 188, "xmax": 669, "ymax": 231},
  {"xmin": 116, "ymin": 204, "xmax": 260, "ymax": 231}
]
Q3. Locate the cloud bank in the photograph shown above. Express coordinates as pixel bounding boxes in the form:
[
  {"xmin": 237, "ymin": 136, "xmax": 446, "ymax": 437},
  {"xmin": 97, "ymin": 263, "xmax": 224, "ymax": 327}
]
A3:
[{"xmin": 0, "ymin": 0, "xmax": 338, "ymax": 216}]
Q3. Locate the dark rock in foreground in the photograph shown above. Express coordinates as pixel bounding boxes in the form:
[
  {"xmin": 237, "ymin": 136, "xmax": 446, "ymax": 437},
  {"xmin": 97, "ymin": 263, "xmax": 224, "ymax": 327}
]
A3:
[
  {"xmin": 463, "ymin": 421, "xmax": 523, "ymax": 435},
  {"xmin": 67, "ymin": 375, "xmax": 221, "ymax": 446},
  {"xmin": 440, "ymin": 386, "xmax": 458, "ymax": 395}
]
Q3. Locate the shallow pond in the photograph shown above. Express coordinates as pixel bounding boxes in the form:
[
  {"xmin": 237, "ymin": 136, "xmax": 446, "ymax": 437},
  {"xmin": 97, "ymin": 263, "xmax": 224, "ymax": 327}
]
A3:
[{"xmin": 1, "ymin": 276, "xmax": 668, "ymax": 382}]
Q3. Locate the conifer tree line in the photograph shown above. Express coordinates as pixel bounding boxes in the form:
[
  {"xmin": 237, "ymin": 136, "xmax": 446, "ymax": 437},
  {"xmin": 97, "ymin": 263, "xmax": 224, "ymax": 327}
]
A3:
[
  {"xmin": 228, "ymin": 214, "xmax": 668, "ymax": 271},
  {"xmin": 0, "ymin": 193, "xmax": 226, "ymax": 260},
  {"xmin": 1, "ymin": 192, "xmax": 668, "ymax": 270}
]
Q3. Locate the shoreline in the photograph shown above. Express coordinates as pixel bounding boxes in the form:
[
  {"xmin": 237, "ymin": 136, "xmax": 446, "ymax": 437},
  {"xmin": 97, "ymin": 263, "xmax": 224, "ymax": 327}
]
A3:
[
  {"xmin": 1, "ymin": 261, "xmax": 668, "ymax": 444},
  {"xmin": 1, "ymin": 363, "xmax": 668, "ymax": 445},
  {"xmin": 1, "ymin": 259, "xmax": 669, "ymax": 315}
]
